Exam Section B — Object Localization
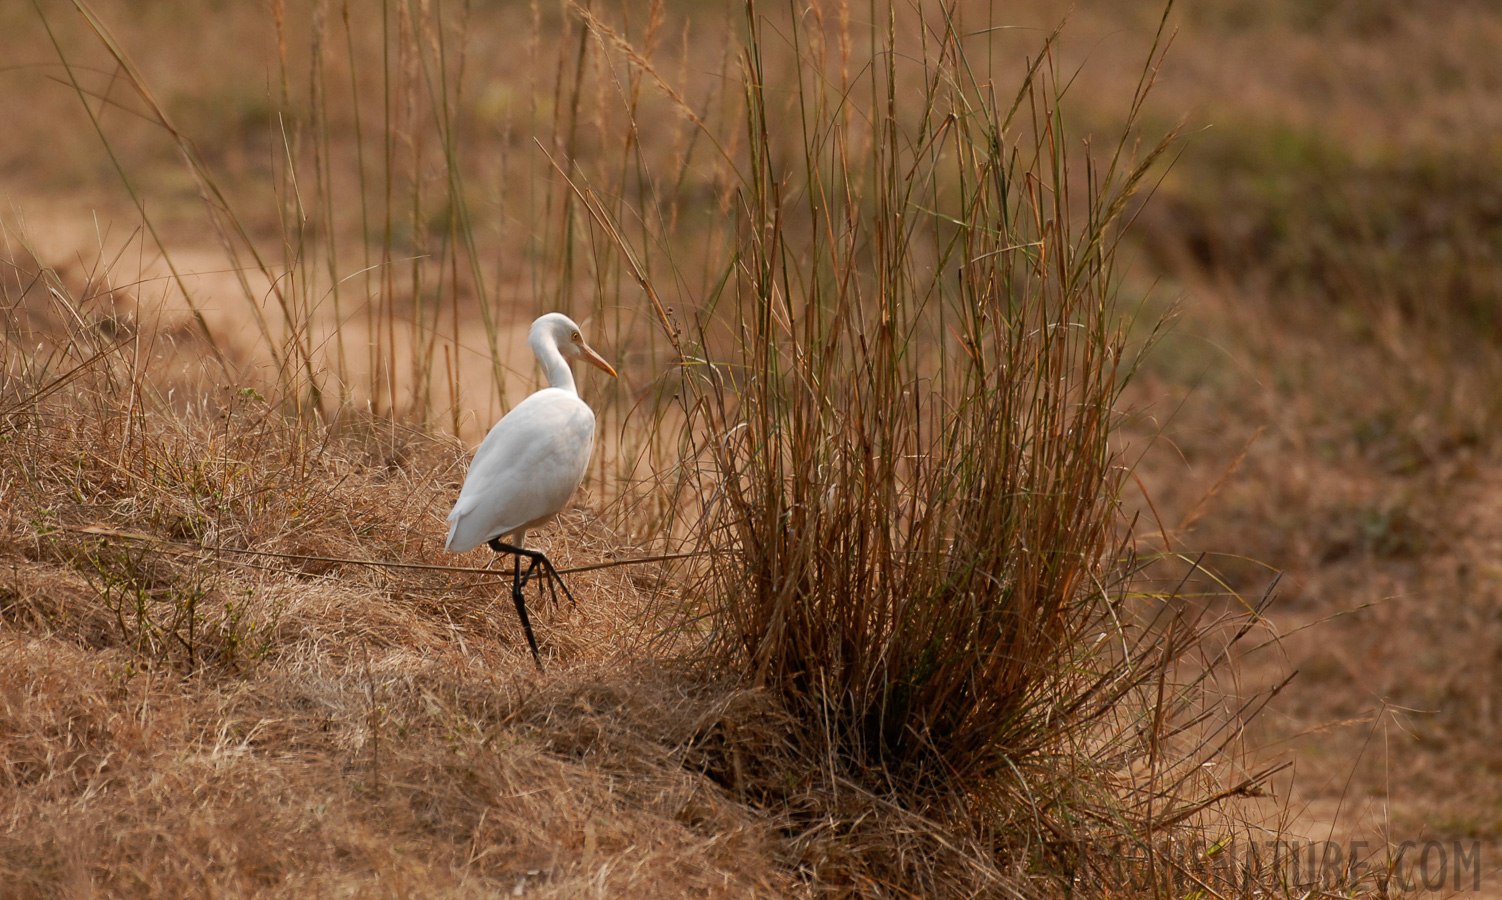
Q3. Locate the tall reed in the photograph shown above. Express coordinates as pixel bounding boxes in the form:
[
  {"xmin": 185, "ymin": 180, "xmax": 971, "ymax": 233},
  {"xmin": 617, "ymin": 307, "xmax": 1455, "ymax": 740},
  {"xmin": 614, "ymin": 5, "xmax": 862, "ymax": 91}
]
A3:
[{"xmin": 661, "ymin": 0, "xmax": 1182, "ymax": 788}]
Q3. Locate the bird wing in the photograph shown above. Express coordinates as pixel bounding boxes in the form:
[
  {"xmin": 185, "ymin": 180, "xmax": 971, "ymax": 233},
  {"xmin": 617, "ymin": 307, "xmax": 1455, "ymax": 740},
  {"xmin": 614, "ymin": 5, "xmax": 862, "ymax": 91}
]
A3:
[{"xmin": 445, "ymin": 389, "xmax": 597, "ymax": 553}]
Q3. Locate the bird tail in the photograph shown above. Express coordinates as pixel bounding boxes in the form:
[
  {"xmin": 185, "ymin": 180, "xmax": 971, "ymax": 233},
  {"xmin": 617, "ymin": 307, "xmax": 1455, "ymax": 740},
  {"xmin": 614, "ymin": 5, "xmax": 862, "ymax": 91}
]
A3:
[{"xmin": 445, "ymin": 496, "xmax": 486, "ymax": 554}]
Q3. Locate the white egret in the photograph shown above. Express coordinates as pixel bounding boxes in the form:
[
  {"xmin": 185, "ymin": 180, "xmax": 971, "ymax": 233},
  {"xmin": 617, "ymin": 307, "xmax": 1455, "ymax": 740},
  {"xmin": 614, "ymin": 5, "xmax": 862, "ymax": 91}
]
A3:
[{"xmin": 446, "ymin": 312, "xmax": 617, "ymax": 668}]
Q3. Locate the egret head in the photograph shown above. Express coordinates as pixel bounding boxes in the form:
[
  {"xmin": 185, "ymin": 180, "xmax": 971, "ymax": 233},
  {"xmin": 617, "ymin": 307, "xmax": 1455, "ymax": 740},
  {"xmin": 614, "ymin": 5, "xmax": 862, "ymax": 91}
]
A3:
[{"xmin": 531, "ymin": 313, "xmax": 618, "ymax": 378}]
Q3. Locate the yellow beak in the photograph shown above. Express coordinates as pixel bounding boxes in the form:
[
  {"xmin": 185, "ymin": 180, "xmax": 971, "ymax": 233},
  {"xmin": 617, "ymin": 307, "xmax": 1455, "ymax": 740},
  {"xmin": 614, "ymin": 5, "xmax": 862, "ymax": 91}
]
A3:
[{"xmin": 579, "ymin": 341, "xmax": 618, "ymax": 378}]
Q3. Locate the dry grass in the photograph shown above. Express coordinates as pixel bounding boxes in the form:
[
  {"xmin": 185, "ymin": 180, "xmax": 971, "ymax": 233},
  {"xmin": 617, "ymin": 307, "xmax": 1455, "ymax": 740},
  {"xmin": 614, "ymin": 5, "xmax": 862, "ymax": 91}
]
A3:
[
  {"xmin": 0, "ymin": 248, "xmax": 781, "ymax": 896},
  {"xmin": 10, "ymin": 0, "xmax": 1502, "ymax": 895},
  {"xmin": 1102, "ymin": 0, "xmax": 1502, "ymax": 872},
  {"xmin": 0, "ymin": 243, "xmax": 1272, "ymax": 895},
  {"xmin": 0, "ymin": 643, "xmax": 788, "ymax": 897}
]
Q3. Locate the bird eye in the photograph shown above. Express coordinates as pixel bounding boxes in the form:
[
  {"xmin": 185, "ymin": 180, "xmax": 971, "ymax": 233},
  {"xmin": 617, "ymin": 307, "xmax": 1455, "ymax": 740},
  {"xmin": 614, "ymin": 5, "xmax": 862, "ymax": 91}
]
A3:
[{"xmin": 571, "ymin": 331, "xmax": 581, "ymax": 342}]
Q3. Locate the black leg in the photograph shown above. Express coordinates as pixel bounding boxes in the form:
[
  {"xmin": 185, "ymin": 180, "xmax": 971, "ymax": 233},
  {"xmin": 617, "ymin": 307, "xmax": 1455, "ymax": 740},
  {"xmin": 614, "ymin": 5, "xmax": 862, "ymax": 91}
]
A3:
[
  {"xmin": 487, "ymin": 538, "xmax": 576, "ymax": 671},
  {"xmin": 508, "ymin": 552, "xmax": 543, "ymax": 670},
  {"xmin": 488, "ymin": 539, "xmax": 577, "ymax": 608}
]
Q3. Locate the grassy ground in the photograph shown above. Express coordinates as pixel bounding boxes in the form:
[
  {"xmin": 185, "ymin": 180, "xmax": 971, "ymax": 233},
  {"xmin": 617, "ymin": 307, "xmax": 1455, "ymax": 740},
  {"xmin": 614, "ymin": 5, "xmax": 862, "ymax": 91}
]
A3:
[
  {"xmin": 1120, "ymin": 0, "xmax": 1502, "ymax": 854},
  {"xmin": 4, "ymin": 0, "xmax": 1502, "ymax": 895}
]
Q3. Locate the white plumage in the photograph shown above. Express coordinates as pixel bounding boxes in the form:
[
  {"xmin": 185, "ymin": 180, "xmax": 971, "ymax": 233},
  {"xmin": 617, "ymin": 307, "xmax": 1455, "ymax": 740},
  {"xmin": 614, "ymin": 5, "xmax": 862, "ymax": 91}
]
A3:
[
  {"xmin": 444, "ymin": 387, "xmax": 596, "ymax": 552},
  {"xmin": 446, "ymin": 313, "xmax": 617, "ymax": 554}
]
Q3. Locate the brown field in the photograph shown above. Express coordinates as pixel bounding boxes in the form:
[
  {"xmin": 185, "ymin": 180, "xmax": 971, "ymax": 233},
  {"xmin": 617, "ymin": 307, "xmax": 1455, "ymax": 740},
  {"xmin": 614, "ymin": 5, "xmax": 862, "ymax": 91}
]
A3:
[{"xmin": 4, "ymin": 0, "xmax": 1502, "ymax": 896}]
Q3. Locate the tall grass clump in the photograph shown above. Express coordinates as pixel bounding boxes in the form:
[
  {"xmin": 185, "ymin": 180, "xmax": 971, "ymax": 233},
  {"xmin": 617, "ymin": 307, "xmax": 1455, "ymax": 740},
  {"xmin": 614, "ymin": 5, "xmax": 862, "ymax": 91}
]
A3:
[
  {"xmin": 640, "ymin": 3, "xmax": 1281, "ymax": 872},
  {"xmin": 674, "ymin": 0, "xmax": 1166, "ymax": 776}
]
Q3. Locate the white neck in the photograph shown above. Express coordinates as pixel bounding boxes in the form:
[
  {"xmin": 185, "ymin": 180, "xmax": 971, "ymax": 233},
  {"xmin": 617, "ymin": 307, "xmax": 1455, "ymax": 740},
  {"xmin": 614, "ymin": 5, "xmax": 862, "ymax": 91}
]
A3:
[{"xmin": 531, "ymin": 330, "xmax": 577, "ymax": 395}]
